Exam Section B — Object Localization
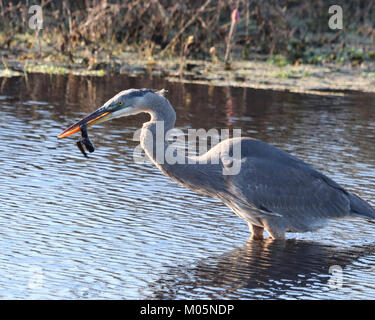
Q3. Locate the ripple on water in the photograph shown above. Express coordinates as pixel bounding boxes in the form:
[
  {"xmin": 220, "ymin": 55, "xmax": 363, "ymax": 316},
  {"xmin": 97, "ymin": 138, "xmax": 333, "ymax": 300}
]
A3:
[{"xmin": 0, "ymin": 75, "xmax": 375, "ymax": 299}]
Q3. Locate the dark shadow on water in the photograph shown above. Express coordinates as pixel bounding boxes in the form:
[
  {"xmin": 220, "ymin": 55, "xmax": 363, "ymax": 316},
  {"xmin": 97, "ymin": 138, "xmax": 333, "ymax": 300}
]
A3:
[{"xmin": 145, "ymin": 239, "xmax": 375, "ymax": 299}]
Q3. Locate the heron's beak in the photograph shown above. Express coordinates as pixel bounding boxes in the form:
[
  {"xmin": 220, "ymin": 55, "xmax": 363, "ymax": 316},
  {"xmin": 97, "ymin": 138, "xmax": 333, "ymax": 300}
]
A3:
[{"xmin": 57, "ymin": 107, "xmax": 112, "ymax": 139}]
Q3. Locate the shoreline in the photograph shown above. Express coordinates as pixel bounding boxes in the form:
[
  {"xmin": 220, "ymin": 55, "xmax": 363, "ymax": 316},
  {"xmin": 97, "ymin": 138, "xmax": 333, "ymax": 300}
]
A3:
[{"xmin": 1, "ymin": 46, "xmax": 375, "ymax": 97}]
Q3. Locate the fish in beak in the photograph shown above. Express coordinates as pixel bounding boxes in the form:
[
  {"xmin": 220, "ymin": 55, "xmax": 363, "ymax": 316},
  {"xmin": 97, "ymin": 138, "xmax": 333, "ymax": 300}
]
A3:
[
  {"xmin": 57, "ymin": 107, "xmax": 112, "ymax": 139},
  {"xmin": 57, "ymin": 106, "xmax": 114, "ymax": 157},
  {"xmin": 57, "ymin": 89, "xmax": 148, "ymax": 157},
  {"xmin": 58, "ymin": 88, "xmax": 153, "ymax": 139}
]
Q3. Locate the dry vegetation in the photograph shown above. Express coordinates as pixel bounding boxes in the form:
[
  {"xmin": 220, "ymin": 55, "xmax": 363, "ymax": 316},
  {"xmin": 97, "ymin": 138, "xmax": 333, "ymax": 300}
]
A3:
[
  {"xmin": 1, "ymin": 0, "xmax": 374, "ymax": 64},
  {"xmin": 1, "ymin": 1, "xmax": 375, "ymax": 94}
]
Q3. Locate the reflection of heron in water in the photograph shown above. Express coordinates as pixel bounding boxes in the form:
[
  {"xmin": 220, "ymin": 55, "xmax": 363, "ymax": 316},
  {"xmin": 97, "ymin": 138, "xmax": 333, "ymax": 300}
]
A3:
[
  {"xmin": 144, "ymin": 240, "xmax": 375, "ymax": 299},
  {"xmin": 58, "ymin": 89, "xmax": 375, "ymax": 239}
]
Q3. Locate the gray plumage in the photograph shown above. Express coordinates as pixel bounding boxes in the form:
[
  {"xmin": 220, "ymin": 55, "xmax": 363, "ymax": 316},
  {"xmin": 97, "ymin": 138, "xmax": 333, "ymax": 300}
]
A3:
[{"xmin": 68, "ymin": 89, "xmax": 375, "ymax": 239}]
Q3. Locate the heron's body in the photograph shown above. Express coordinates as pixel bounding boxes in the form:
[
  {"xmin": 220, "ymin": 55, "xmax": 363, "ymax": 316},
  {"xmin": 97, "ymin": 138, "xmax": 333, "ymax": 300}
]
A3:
[{"xmin": 58, "ymin": 89, "xmax": 375, "ymax": 240}]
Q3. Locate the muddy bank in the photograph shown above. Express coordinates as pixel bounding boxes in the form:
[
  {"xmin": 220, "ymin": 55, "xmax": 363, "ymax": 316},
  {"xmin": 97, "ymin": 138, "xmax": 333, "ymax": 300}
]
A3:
[
  {"xmin": 1, "ymin": 1, "xmax": 375, "ymax": 95},
  {"xmin": 1, "ymin": 40, "xmax": 375, "ymax": 96}
]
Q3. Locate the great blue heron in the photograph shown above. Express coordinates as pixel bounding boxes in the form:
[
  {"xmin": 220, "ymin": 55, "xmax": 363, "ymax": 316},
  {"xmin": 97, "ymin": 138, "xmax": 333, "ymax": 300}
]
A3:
[{"xmin": 58, "ymin": 89, "xmax": 375, "ymax": 240}]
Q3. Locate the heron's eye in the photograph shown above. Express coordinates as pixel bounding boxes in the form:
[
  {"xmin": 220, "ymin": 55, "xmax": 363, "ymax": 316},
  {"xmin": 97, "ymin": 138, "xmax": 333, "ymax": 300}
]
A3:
[{"xmin": 118, "ymin": 101, "xmax": 124, "ymax": 106}]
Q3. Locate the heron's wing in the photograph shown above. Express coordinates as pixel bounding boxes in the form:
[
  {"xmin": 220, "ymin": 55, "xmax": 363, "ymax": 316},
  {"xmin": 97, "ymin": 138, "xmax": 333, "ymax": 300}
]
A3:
[{"xmin": 226, "ymin": 156, "xmax": 351, "ymax": 222}]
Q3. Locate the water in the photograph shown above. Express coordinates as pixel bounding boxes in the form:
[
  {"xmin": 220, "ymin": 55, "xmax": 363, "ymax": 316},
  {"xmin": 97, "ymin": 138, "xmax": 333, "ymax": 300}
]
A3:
[{"xmin": 1, "ymin": 73, "xmax": 375, "ymax": 299}]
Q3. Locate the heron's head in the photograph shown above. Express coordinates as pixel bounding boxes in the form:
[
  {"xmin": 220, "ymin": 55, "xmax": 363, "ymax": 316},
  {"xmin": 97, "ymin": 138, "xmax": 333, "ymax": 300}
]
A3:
[{"xmin": 57, "ymin": 88, "xmax": 167, "ymax": 139}]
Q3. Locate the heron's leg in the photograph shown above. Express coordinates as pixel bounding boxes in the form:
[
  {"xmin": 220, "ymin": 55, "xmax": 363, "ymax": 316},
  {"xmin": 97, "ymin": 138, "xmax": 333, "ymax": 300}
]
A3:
[
  {"xmin": 263, "ymin": 220, "xmax": 285, "ymax": 240},
  {"xmin": 248, "ymin": 223, "xmax": 264, "ymax": 240}
]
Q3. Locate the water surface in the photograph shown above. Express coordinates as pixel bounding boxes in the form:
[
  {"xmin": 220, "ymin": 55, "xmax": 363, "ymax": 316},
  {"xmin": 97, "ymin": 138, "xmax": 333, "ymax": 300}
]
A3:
[{"xmin": 1, "ymin": 74, "xmax": 375, "ymax": 299}]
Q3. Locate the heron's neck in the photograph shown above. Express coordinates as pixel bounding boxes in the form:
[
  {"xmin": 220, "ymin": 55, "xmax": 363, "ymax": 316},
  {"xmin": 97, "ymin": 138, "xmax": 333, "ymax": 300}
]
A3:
[
  {"xmin": 139, "ymin": 102, "xmax": 223, "ymax": 198},
  {"xmin": 140, "ymin": 98, "xmax": 176, "ymax": 172},
  {"xmin": 146, "ymin": 96, "xmax": 177, "ymax": 130}
]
